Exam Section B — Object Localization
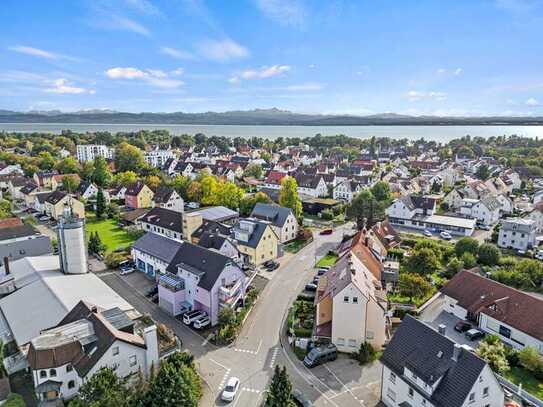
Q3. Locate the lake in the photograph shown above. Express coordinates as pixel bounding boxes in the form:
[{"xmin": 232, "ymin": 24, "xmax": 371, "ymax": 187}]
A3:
[{"xmin": 1, "ymin": 123, "xmax": 543, "ymax": 142}]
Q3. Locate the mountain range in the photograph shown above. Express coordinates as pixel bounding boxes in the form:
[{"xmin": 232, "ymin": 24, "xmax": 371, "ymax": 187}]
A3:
[{"xmin": 1, "ymin": 108, "xmax": 543, "ymax": 126}]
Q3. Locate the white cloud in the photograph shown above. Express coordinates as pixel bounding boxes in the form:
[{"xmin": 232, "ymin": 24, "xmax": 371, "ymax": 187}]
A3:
[
  {"xmin": 160, "ymin": 46, "xmax": 197, "ymax": 60},
  {"xmin": 436, "ymin": 68, "xmax": 447, "ymax": 74},
  {"xmin": 8, "ymin": 45, "xmax": 78, "ymax": 61},
  {"xmin": 112, "ymin": 15, "xmax": 151, "ymax": 36},
  {"xmin": 406, "ymin": 90, "xmax": 447, "ymax": 102},
  {"xmin": 285, "ymin": 82, "xmax": 323, "ymax": 91},
  {"xmin": 496, "ymin": 0, "xmax": 540, "ymax": 13},
  {"xmin": 124, "ymin": 0, "xmax": 161, "ymax": 16},
  {"xmin": 526, "ymin": 97, "xmax": 540, "ymax": 106},
  {"xmin": 105, "ymin": 67, "xmax": 184, "ymax": 88},
  {"xmin": 454, "ymin": 67, "xmax": 463, "ymax": 76},
  {"xmin": 171, "ymin": 68, "xmax": 184, "ymax": 76},
  {"xmin": 45, "ymin": 78, "xmax": 95, "ymax": 94},
  {"xmin": 229, "ymin": 65, "xmax": 291, "ymax": 84},
  {"xmin": 228, "ymin": 77, "xmax": 240, "ymax": 85},
  {"xmin": 436, "ymin": 67, "xmax": 463, "ymax": 76},
  {"xmin": 255, "ymin": 0, "xmax": 307, "ymax": 27},
  {"xmin": 197, "ymin": 38, "xmax": 249, "ymax": 62}
]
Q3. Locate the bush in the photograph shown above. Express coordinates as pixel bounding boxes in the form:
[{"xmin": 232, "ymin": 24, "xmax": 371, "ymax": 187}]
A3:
[
  {"xmin": 293, "ymin": 327, "xmax": 312, "ymax": 337},
  {"xmin": 518, "ymin": 347, "xmax": 543, "ymax": 380},
  {"xmin": 353, "ymin": 342, "xmax": 377, "ymax": 365},
  {"xmin": 460, "ymin": 252, "xmax": 477, "ymax": 269},
  {"xmin": 320, "ymin": 209, "xmax": 334, "ymax": 220},
  {"xmin": 455, "ymin": 237, "xmax": 479, "ymax": 258},
  {"xmin": 4, "ymin": 393, "xmax": 25, "ymax": 407},
  {"xmin": 387, "ymin": 248, "xmax": 404, "ymax": 260},
  {"xmin": 478, "ymin": 243, "xmax": 501, "ymax": 266},
  {"xmin": 104, "ymin": 252, "xmax": 126, "ymax": 269}
]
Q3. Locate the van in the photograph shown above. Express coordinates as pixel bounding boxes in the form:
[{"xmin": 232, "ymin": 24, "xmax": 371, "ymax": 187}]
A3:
[{"xmin": 303, "ymin": 344, "xmax": 337, "ymax": 368}]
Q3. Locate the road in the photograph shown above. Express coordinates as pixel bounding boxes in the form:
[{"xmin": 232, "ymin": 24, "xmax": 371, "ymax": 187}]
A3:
[{"xmin": 98, "ymin": 223, "xmax": 380, "ymax": 407}]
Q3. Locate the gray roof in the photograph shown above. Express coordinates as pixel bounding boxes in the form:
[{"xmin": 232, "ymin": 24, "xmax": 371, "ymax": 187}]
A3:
[
  {"xmin": 140, "ymin": 207, "xmax": 183, "ymax": 233},
  {"xmin": 0, "ymin": 235, "xmax": 52, "ymax": 261},
  {"xmin": 380, "ymin": 315, "xmax": 487, "ymax": 407},
  {"xmin": 233, "ymin": 219, "xmax": 272, "ymax": 249},
  {"xmin": 0, "ymin": 224, "xmax": 40, "ymax": 242},
  {"xmin": 501, "ymin": 217, "xmax": 535, "ymax": 232},
  {"xmin": 251, "ymin": 203, "xmax": 293, "ymax": 227},
  {"xmin": 132, "ymin": 232, "xmax": 184, "ymax": 263},
  {"xmin": 195, "ymin": 206, "xmax": 239, "ymax": 222},
  {"xmin": 480, "ymin": 196, "xmax": 500, "ymax": 211}
]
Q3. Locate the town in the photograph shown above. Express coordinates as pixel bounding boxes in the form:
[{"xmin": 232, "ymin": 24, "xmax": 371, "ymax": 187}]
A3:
[{"xmin": 0, "ymin": 130, "xmax": 540, "ymax": 407}]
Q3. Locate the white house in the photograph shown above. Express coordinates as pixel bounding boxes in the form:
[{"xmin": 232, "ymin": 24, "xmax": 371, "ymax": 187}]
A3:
[
  {"xmin": 498, "ymin": 217, "xmax": 536, "ymax": 251},
  {"xmin": 525, "ymin": 204, "xmax": 543, "ymax": 233},
  {"xmin": 132, "ymin": 233, "xmax": 185, "ymax": 279},
  {"xmin": 0, "ymin": 163, "xmax": 23, "ymax": 176},
  {"xmin": 380, "ymin": 315, "xmax": 504, "ymax": 407},
  {"xmin": 77, "ymin": 181, "xmax": 100, "ymax": 201},
  {"xmin": 153, "ymin": 187, "xmax": 184, "ymax": 213},
  {"xmin": 295, "ymin": 174, "xmax": 328, "ymax": 198},
  {"xmin": 144, "ymin": 147, "xmax": 176, "ymax": 168},
  {"xmin": 333, "ymin": 180, "xmax": 364, "ymax": 202},
  {"xmin": 459, "ymin": 197, "xmax": 500, "ymax": 226},
  {"xmin": 76, "ymin": 144, "xmax": 114, "ymax": 162},
  {"xmin": 27, "ymin": 301, "xmax": 158, "ymax": 404},
  {"xmin": 443, "ymin": 189, "xmax": 466, "ymax": 210},
  {"xmin": 496, "ymin": 193, "xmax": 513, "ymax": 215},
  {"xmin": 250, "ymin": 203, "xmax": 299, "ymax": 243},
  {"xmin": 439, "ymin": 270, "xmax": 543, "ymax": 354}
]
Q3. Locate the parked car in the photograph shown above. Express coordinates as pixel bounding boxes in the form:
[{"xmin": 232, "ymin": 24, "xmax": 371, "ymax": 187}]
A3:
[
  {"xmin": 151, "ymin": 293, "xmax": 159, "ymax": 304},
  {"xmin": 221, "ymin": 377, "xmax": 240, "ymax": 402},
  {"xmin": 454, "ymin": 320, "xmax": 472, "ymax": 333},
  {"xmin": 316, "ymin": 268, "xmax": 328, "ymax": 276},
  {"xmin": 319, "ymin": 229, "xmax": 333, "ymax": 235},
  {"xmin": 312, "ymin": 276, "xmax": 320, "ymax": 284},
  {"xmin": 304, "ymin": 283, "xmax": 317, "ymax": 292},
  {"xmin": 303, "ymin": 344, "xmax": 337, "ymax": 368},
  {"xmin": 146, "ymin": 286, "xmax": 159, "ymax": 297},
  {"xmin": 186, "ymin": 202, "xmax": 200, "ymax": 209},
  {"xmin": 193, "ymin": 315, "xmax": 211, "ymax": 329},
  {"xmin": 423, "ymin": 230, "xmax": 432, "ymax": 237},
  {"xmin": 292, "ymin": 389, "xmax": 313, "ymax": 407},
  {"xmin": 183, "ymin": 310, "xmax": 206, "ymax": 325},
  {"xmin": 120, "ymin": 265, "xmax": 135, "ymax": 275},
  {"xmin": 263, "ymin": 260, "xmax": 280, "ymax": 271},
  {"xmin": 440, "ymin": 231, "xmax": 452, "ymax": 240},
  {"xmin": 535, "ymin": 250, "xmax": 543, "ymax": 261},
  {"xmin": 465, "ymin": 328, "xmax": 485, "ymax": 341}
]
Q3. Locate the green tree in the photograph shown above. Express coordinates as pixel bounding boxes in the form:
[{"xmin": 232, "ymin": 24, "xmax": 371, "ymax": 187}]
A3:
[
  {"xmin": 96, "ymin": 189, "xmax": 106, "ymax": 219},
  {"xmin": 398, "ymin": 273, "xmax": 433, "ymax": 300},
  {"xmin": 370, "ymin": 181, "xmax": 391, "ymax": 202},
  {"xmin": 115, "ymin": 142, "xmax": 146, "ymax": 173},
  {"xmin": 55, "ymin": 156, "xmax": 80, "ymax": 174},
  {"xmin": 38, "ymin": 151, "xmax": 55, "ymax": 170},
  {"xmin": 92, "ymin": 156, "xmax": 112, "ymax": 187},
  {"xmin": 216, "ymin": 182, "xmax": 244, "ymax": 209},
  {"xmin": 3, "ymin": 394, "xmax": 26, "ymax": 407},
  {"xmin": 70, "ymin": 368, "xmax": 131, "ymax": 407},
  {"xmin": 187, "ymin": 181, "xmax": 202, "ymax": 203},
  {"xmin": 114, "ymin": 171, "xmax": 138, "ymax": 187},
  {"xmin": 244, "ymin": 163, "xmax": 263, "ymax": 179},
  {"xmin": 143, "ymin": 352, "xmax": 202, "ymax": 407},
  {"xmin": 518, "ymin": 346, "xmax": 543, "ymax": 375},
  {"xmin": 346, "ymin": 189, "xmax": 383, "ymax": 228},
  {"xmin": 444, "ymin": 257, "xmax": 464, "ymax": 278},
  {"xmin": 476, "ymin": 163, "xmax": 491, "ymax": 181},
  {"xmin": 171, "ymin": 175, "xmax": 191, "ymax": 200},
  {"xmin": 0, "ymin": 200, "xmax": 12, "ymax": 219},
  {"xmin": 354, "ymin": 342, "xmax": 377, "ymax": 365},
  {"xmin": 81, "ymin": 161, "xmax": 95, "ymax": 181},
  {"xmin": 88, "ymin": 232, "xmax": 106, "ymax": 255},
  {"xmin": 265, "ymin": 366, "xmax": 296, "ymax": 407},
  {"xmin": 62, "ymin": 174, "xmax": 80, "ymax": 194},
  {"xmin": 279, "ymin": 176, "xmax": 302, "ymax": 221},
  {"xmin": 260, "ymin": 151, "xmax": 272, "ymax": 163},
  {"xmin": 455, "ymin": 237, "xmax": 479, "ymax": 258},
  {"xmin": 476, "ymin": 335, "xmax": 510, "ymax": 373},
  {"xmin": 200, "ymin": 174, "xmax": 219, "ymax": 206},
  {"xmin": 477, "ymin": 243, "xmax": 501, "ymax": 266},
  {"xmin": 404, "ymin": 248, "xmax": 441, "ymax": 275},
  {"xmin": 460, "ymin": 252, "xmax": 477, "ymax": 268},
  {"xmin": 239, "ymin": 192, "xmax": 273, "ymax": 216}
]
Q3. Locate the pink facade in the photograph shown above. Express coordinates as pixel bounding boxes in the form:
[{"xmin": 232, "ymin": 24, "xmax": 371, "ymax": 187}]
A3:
[{"xmin": 125, "ymin": 194, "xmax": 138, "ymax": 209}]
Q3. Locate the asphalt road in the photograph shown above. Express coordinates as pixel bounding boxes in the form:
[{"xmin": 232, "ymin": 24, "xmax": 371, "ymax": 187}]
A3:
[{"xmin": 98, "ymin": 223, "xmax": 380, "ymax": 407}]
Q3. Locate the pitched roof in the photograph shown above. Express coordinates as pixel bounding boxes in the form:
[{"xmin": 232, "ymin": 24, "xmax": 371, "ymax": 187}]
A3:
[
  {"xmin": 192, "ymin": 220, "xmax": 232, "ymax": 240},
  {"xmin": 441, "ymin": 269, "xmax": 543, "ymax": 341},
  {"xmin": 265, "ymin": 170, "xmax": 287, "ymax": 185},
  {"xmin": 295, "ymin": 173, "xmax": 323, "ymax": 189},
  {"xmin": 233, "ymin": 219, "xmax": 274, "ymax": 249},
  {"xmin": 9, "ymin": 176, "xmax": 30, "ymax": 187},
  {"xmin": 250, "ymin": 203, "xmax": 293, "ymax": 227},
  {"xmin": 380, "ymin": 315, "xmax": 487, "ymax": 407},
  {"xmin": 166, "ymin": 242, "xmax": 235, "ymax": 291},
  {"xmin": 132, "ymin": 232, "xmax": 184, "ymax": 263},
  {"xmin": 125, "ymin": 181, "xmax": 148, "ymax": 196},
  {"xmin": 140, "ymin": 207, "xmax": 183, "ymax": 233},
  {"xmin": 153, "ymin": 186, "xmax": 175, "ymax": 204},
  {"xmin": 45, "ymin": 190, "xmax": 67, "ymax": 205},
  {"xmin": 350, "ymin": 231, "xmax": 384, "ymax": 282},
  {"xmin": 20, "ymin": 182, "xmax": 38, "ymax": 195},
  {"xmin": 0, "ymin": 224, "xmax": 40, "ymax": 242},
  {"xmin": 0, "ymin": 217, "xmax": 23, "ymax": 229}
]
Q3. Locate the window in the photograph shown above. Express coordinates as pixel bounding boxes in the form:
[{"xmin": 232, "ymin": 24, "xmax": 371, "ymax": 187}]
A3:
[
  {"xmin": 40, "ymin": 370, "xmax": 47, "ymax": 378},
  {"xmin": 337, "ymin": 337, "xmax": 345, "ymax": 346},
  {"xmin": 389, "ymin": 371, "xmax": 396, "ymax": 384},
  {"xmin": 469, "ymin": 392, "xmax": 475, "ymax": 403},
  {"xmin": 112, "ymin": 346, "xmax": 119, "ymax": 356},
  {"xmin": 66, "ymin": 364, "xmax": 73, "ymax": 373},
  {"xmin": 483, "ymin": 387, "xmax": 489, "ymax": 398},
  {"xmin": 49, "ymin": 369, "xmax": 57, "ymax": 377},
  {"xmin": 352, "ymin": 297, "xmax": 358, "ymax": 304},
  {"xmin": 129, "ymin": 355, "xmax": 137, "ymax": 367},
  {"xmin": 348, "ymin": 339, "xmax": 357, "ymax": 348},
  {"xmin": 499, "ymin": 325, "xmax": 512, "ymax": 339},
  {"xmin": 68, "ymin": 380, "xmax": 75, "ymax": 389},
  {"xmin": 386, "ymin": 388, "xmax": 396, "ymax": 402},
  {"xmin": 408, "ymin": 387, "xmax": 414, "ymax": 398},
  {"xmin": 343, "ymin": 296, "xmax": 349, "ymax": 303}
]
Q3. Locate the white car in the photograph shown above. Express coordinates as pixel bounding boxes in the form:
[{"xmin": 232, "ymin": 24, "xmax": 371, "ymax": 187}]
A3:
[
  {"xmin": 193, "ymin": 315, "xmax": 210, "ymax": 329},
  {"xmin": 535, "ymin": 250, "xmax": 543, "ymax": 261},
  {"xmin": 183, "ymin": 310, "xmax": 206, "ymax": 325},
  {"xmin": 221, "ymin": 377, "xmax": 240, "ymax": 402},
  {"xmin": 423, "ymin": 230, "xmax": 432, "ymax": 237},
  {"xmin": 440, "ymin": 231, "xmax": 452, "ymax": 240}
]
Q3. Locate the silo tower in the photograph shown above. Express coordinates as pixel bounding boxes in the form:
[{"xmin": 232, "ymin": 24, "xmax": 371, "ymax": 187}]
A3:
[{"xmin": 57, "ymin": 203, "xmax": 88, "ymax": 274}]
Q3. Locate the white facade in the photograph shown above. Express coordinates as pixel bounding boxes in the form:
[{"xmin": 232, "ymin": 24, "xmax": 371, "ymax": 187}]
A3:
[
  {"xmin": 157, "ymin": 190, "xmax": 184, "ymax": 213},
  {"xmin": 144, "ymin": 148, "xmax": 176, "ymax": 168},
  {"xmin": 459, "ymin": 199, "xmax": 500, "ymax": 226},
  {"xmin": 479, "ymin": 313, "xmax": 543, "ymax": 354},
  {"xmin": 297, "ymin": 177, "xmax": 328, "ymax": 198},
  {"xmin": 76, "ymin": 145, "xmax": 114, "ymax": 162},
  {"xmin": 498, "ymin": 218, "xmax": 536, "ymax": 251}
]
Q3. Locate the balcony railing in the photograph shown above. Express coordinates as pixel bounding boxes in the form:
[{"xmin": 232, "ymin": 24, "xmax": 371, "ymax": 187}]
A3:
[{"xmin": 219, "ymin": 279, "xmax": 243, "ymax": 306}]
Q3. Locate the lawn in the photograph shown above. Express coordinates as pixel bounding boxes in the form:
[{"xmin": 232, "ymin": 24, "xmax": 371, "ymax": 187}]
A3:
[
  {"xmin": 284, "ymin": 238, "xmax": 310, "ymax": 254},
  {"xmin": 85, "ymin": 214, "xmax": 136, "ymax": 253},
  {"xmin": 504, "ymin": 367, "xmax": 543, "ymax": 400},
  {"xmin": 316, "ymin": 254, "xmax": 338, "ymax": 268}
]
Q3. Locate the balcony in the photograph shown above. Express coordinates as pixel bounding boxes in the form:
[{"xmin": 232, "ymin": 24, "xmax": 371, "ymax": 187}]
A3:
[
  {"xmin": 159, "ymin": 272, "xmax": 185, "ymax": 292},
  {"xmin": 219, "ymin": 279, "xmax": 244, "ymax": 307}
]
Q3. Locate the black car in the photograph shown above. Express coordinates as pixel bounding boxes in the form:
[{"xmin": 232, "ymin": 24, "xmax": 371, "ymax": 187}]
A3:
[
  {"xmin": 465, "ymin": 329, "xmax": 485, "ymax": 341},
  {"xmin": 454, "ymin": 320, "xmax": 472, "ymax": 333},
  {"xmin": 146, "ymin": 286, "xmax": 159, "ymax": 297},
  {"xmin": 264, "ymin": 260, "xmax": 280, "ymax": 271},
  {"xmin": 305, "ymin": 283, "xmax": 317, "ymax": 292}
]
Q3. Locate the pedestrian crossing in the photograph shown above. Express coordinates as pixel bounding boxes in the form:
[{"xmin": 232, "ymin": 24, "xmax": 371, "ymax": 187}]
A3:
[
  {"xmin": 233, "ymin": 347, "xmax": 258, "ymax": 355},
  {"xmin": 269, "ymin": 347, "xmax": 279, "ymax": 369},
  {"xmin": 218, "ymin": 368, "xmax": 231, "ymax": 390},
  {"xmin": 242, "ymin": 387, "xmax": 261, "ymax": 394}
]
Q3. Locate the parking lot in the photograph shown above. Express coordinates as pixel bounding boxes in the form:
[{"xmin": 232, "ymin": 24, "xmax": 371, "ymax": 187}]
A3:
[{"xmin": 427, "ymin": 311, "xmax": 482, "ymax": 348}]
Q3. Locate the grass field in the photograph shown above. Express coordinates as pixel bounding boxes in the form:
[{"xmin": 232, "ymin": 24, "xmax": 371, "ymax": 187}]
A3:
[
  {"xmin": 85, "ymin": 214, "xmax": 136, "ymax": 253},
  {"xmin": 505, "ymin": 367, "xmax": 543, "ymax": 400},
  {"xmin": 316, "ymin": 254, "xmax": 338, "ymax": 268}
]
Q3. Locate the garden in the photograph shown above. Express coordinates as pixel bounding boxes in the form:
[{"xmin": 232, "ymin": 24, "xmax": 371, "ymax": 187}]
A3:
[
  {"xmin": 214, "ymin": 287, "xmax": 259, "ymax": 345},
  {"xmin": 287, "ymin": 295, "xmax": 316, "ymax": 360},
  {"xmin": 85, "ymin": 212, "xmax": 140, "ymax": 254},
  {"xmin": 316, "ymin": 253, "xmax": 338, "ymax": 268}
]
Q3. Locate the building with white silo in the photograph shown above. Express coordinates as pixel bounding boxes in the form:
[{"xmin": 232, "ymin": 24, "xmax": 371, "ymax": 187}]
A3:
[{"xmin": 57, "ymin": 206, "xmax": 88, "ymax": 275}]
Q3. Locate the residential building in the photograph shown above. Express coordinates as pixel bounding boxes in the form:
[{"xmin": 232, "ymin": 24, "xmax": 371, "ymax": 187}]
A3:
[
  {"xmin": 138, "ymin": 207, "xmax": 202, "ymax": 242},
  {"xmin": 131, "ymin": 233, "xmax": 184, "ymax": 279},
  {"xmin": 250, "ymin": 203, "xmax": 298, "ymax": 243},
  {"xmin": 76, "ymin": 144, "xmax": 114, "ymax": 162},
  {"xmin": 144, "ymin": 146, "xmax": 176, "ymax": 168},
  {"xmin": 294, "ymin": 174, "xmax": 328, "ymax": 198},
  {"xmin": 20, "ymin": 182, "xmax": 39, "ymax": 207},
  {"xmin": 526, "ymin": 203, "xmax": 543, "ymax": 233},
  {"xmin": 380, "ymin": 315, "xmax": 504, "ymax": 407},
  {"xmin": 233, "ymin": 219, "xmax": 279, "ymax": 265},
  {"xmin": 437, "ymin": 269, "xmax": 543, "ymax": 354},
  {"xmin": 386, "ymin": 195, "xmax": 476, "ymax": 236},
  {"xmin": 314, "ymin": 245, "xmax": 388, "ymax": 352},
  {"xmin": 51, "ymin": 173, "xmax": 81, "ymax": 191},
  {"xmin": 28, "ymin": 301, "xmax": 158, "ymax": 404},
  {"xmin": 7, "ymin": 176, "xmax": 31, "ymax": 200},
  {"xmin": 333, "ymin": 179, "xmax": 365, "ymax": 202},
  {"xmin": 459, "ymin": 197, "xmax": 500, "ymax": 226},
  {"xmin": 44, "ymin": 191, "xmax": 85, "ymax": 220},
  {"xmin": 0, "ymin": 163, "xmax": 23, "ymax": 176},
  {"xmin": 125, "ymin": 181, "xmax": 154, "ymax": 209},
  {"xmin": 194, "ymin": 206, "xmax": 239, "ymax": 225},
  {"xmin": 33, "ymin": 170, "xmax": 59, "ymax": 189},
  {"xmin": 153, "ymin": 187, "xmax": 184, "ymax": 213},
  {"xmin": 77, "ymin": 181, "xmax": 99, "ymax": 201},
  {"xmin": 498, "ymin": 218, "xmax": 536, "ymax": 251}
]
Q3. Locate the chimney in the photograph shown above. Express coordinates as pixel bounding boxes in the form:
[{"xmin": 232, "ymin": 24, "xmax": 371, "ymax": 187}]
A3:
[
  {"xmin": 438, "ymin": 324, "xmax": 446, "ymax": 335},
  {"xmin": 3, "ymin": 257, "xmax": 10, "ymax": 276},
  {"xmin": 452, "ymin": 344, "xmax": 461, "ymax": 362}
]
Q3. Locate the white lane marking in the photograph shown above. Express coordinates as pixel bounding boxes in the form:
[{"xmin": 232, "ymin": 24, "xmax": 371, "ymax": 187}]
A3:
[
  {"xmin": 218, "ymin": 368, "xmax": 231, "ymax": 390},
  {"xmin": 322, "ymin": 364, "xmax": 364, "ymax": 405},
  {"xmin": 233, "ymin": 339, "xmax": 262, "ymax": 355},
  {"xmin": 202, "ymin": 333, "xmax": 213, "ymax": 346},
  {"xmin": 209, "ymin": 358, "xmax": 229, "ymax": 371},
  {"xmin": 242, "ymin": 388, "xmax": 261, "ymax": 393},
  {"xmin": 269, "ymin": 347, "xmax": 279, "ymax": 369}
]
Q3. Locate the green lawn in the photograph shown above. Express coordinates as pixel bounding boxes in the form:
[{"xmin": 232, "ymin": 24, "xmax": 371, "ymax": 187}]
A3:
[
  {"xmin": 316, "ymin": 254, "xmax": 338, "ymax": 268},
  {"xmin": 284, "ymin": 238, "xmax": 310, "ymax": 253},
  {"xmin": 504, "ymin": 367, "xmax": 543, "ymax": 400},
  {"xmin": 85, "ymin": 214, "xmax": 136, "ymax": 253}
]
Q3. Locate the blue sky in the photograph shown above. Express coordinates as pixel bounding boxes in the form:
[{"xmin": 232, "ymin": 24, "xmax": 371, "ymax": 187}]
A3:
[{"xmin": 1, "ymin": 0, "xmax": 543, "ymax": 115}]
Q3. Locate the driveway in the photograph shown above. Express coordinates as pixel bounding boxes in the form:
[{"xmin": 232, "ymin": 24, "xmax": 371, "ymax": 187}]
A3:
[{"xmin": 426, "ymin": 311, "xmax": 481, "ymax": 349}]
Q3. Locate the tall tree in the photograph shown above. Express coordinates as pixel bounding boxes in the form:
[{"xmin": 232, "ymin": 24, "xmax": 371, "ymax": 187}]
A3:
[
  {"xmin": 55, "ymin": 156, "xmax": 80, "ymax": 174},
  {"xmin": 347, "ymin": 189, "xmax": 383, "ymax": 228},
  {"xmin": 62, "ymin": 175, "xmax": 80, "ymax": 194},
  {"xmin": 38, "ymin": 151, "xmax": 55, "ymax": 170},
  {"xmin": 96, "ymin": 189, "xmax": 106, "ymax": 219},
  {"xmin": 115, "ymin": 142, "xmax": 146, "ymax": 173},
  {"xmin": 114, "ymin": 171, "xmax": 138, "ymax": 187},
  {"xmin": 70, "ymin": 368, "xmax": 131, "ymax": 407},
  {"xmin": 216, "ymin": 182, "xmax": 244, "ymax": 209},
  {"xmin": 92, "ymin": 156, "xmax": 112, "ymax": 187},
  {"xmin": 243, "ymin": 163, "xmax": 263, "ymax": 179},
  {"xmin": 265, "ymin": 366, "xmax": 295, "ymax": 407},
  {"xmin": 398, "ymin": 273, "xmax": 433, "ymax": 301},
  {"xmin": 199, "ymin": 174, "xmax": 218, "ymax": 206},
  {"xmin": 476, "ymin": 163, "xmax": 491, "ymax": 181},
  {"xmin": 404, "ymin": 247, "xmax": 441, "ymax": 275},
  {"xmin": 279, "ymin": 176, "xmax": 302, "ymax": 220},
  {"xmin": 370, "ymin": 181, "xmax": 391, "ymax": 202}
]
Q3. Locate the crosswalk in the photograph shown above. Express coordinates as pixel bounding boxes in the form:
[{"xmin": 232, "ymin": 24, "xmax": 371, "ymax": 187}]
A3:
[
  {"xmin": 269, "ymin": 347, "xmax": 279, "ymax": 369},
  {"xmin": 242, "ymin": 387, "xmax": 261, "ymax": 394},
  {"xmin": 233, "ymin": 347, "xmax": 259, "ymax": 355},
  {"xmin": 218, "ymin": 368, "xmax": 231, "ymax": 390}
]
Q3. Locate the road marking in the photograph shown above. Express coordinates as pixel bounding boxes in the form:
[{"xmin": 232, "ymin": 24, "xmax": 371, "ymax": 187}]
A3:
[
  {"xmin": 269, "ymin": 347, "xmax": 279, "ymax": 369},
  {"xmin": 202, "ymin": 333, "xmax": 213, "ymax": 346},
  {"xmin": 209, "ymin": 358, "xmax": 229, "ymax": 371},
  {"xmin": 233, "ymin": 339, "xmax": 262, "ymax": 355},
  {"xmin": 218, "ymin": 368, "xmax": 231, "ymax": 390},
  {"xmin": 242, "ymin": 387, "xmax": 261, "ymax": 393},
  {"xmin": 322, "ymin": 364, "xmax": 364, "ymax": 405}
]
